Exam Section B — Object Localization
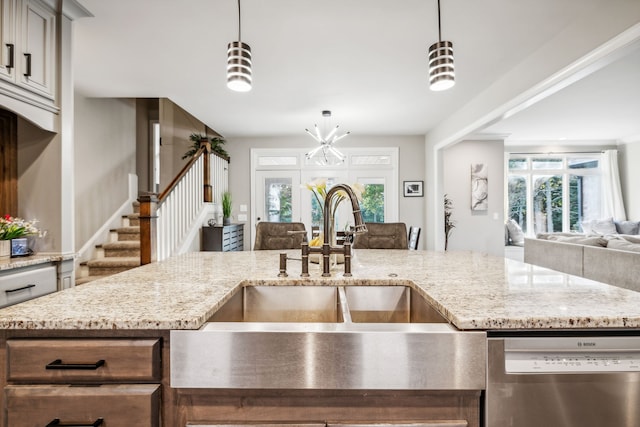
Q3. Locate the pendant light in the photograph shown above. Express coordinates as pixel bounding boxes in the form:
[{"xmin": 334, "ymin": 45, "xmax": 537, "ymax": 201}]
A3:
[
  {"xmin": 428, "ymin": 0, "xmax": 455, "ymax": 91},
  {"xmin": 227, "ymin": 0, "xmax": 252, "ymax": 92},
  {"xmin": 305, "ymin": 110, "xmax": 350, "ymax": 166}
]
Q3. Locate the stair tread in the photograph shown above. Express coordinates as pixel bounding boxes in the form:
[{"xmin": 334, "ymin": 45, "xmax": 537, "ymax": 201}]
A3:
[
  {"xmin": 101, "ymin": 241, "xmax": 140, "ymax": 249},
  {"xmin": 86, "ymin": 257, "xmax": 140, "ymax": 267},
  {"xmin": 111, "ymin": 226, "xmax": 140, "ymax": 233}
]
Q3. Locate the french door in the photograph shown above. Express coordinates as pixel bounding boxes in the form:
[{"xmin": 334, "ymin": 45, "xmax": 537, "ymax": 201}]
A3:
[{"xmin": 253, "ymin": 170, "xmax": 301, "ymax": 245}]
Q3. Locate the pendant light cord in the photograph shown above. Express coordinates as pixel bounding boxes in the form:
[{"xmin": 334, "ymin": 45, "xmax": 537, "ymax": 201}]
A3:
[
  {"xmin": 237, "ymin": 0, "xmax": 242, "ymax": 41},
  {"xmin": 437, "ymin": 0, "xmax": 442, "ymax": 42}
]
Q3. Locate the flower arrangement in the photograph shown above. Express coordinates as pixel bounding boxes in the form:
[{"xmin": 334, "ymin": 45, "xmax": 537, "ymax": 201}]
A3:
[
  {"xmin": 303, "ymin": 179, "xmax": 364, "ymax": 217},
  {"xmin": 0, "ymin": 215, "xmax": 40, "ymax": 240}
]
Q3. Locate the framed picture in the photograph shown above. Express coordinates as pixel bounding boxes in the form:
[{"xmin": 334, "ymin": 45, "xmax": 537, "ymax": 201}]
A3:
[
  {"xmin": 10, "ymin": 238, "xmax": 29, "ymax": 257},
  {"xmin": 403, "ymin": 180, "xmax": 423, "ymax": 197}
]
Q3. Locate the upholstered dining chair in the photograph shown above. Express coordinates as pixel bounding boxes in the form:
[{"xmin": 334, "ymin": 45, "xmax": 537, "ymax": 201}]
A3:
[
  {"xmin": 352, "ymin": 222, "xmax": 408, "ymax": 249},
  {"xmin": 253, "ymin": 222, "xmax": 307, "ymax": 250}
]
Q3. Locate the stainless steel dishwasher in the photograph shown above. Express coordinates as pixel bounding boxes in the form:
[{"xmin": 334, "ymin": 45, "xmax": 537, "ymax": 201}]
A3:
[{"xmin": 486, "ymin": 331, "xmax": 640, "ymax": 427}]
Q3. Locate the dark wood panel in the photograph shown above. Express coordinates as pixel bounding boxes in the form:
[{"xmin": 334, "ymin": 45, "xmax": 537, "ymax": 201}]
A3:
[
  {"xmin": 175, "ymin": 389, "xmax": 481, "ymax": 427},
  {"xmin": 0, "ymin": 109, "xmax": 18, "ymax": 215}
]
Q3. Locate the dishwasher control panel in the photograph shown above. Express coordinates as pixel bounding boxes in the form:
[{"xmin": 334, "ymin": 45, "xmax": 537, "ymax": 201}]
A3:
[{"xmin": 503, "ymin": 336, "xmax": 640, "ymax": 373}]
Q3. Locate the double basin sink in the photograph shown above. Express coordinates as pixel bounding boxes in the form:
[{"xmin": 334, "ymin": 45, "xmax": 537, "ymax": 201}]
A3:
[{"xmin": 171, "ymin": 283, "xmax": 486, "ymax": 390}]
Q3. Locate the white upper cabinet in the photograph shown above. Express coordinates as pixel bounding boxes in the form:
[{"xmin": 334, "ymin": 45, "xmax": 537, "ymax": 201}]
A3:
[
  {"xmin": 0, "ymin": 0, "xmax": 56, "ymax": 104},
  {"xmin": 0, "ymin": 0, "xmax": 16, "ymax": 81}
]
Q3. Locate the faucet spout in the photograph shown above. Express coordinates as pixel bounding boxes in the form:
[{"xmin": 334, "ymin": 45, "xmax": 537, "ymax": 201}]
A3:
[
  {"xmin": 322, "ymin": 184, "xmax": 367, "ymax": 246},
  {"xmin": 299, "ymin": 183, "xmax": 368, "ymax": 277}
]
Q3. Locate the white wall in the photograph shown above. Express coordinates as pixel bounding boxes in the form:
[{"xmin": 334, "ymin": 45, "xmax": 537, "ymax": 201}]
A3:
[
  {"xmin": 619, "ymin": 141, "xmax": 640, "ymax": 220},
  {"xmin": 226, "ymin": 135, "xmax": 426, "ymax": 250},
  {"xmin": 443, "ymin": 139, "xmax": 505, "ymax": 256},
  {"xmin": 74, "ymin": 94, "xmax": 136, "ymax": 250}
]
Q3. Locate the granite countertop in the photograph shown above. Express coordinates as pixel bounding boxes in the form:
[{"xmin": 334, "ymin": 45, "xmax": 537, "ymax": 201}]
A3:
[
  {"xmin": 0, "ymin": 250, "xmax": 639, "ymax": 331},
  {"xmin": 0, "ymin": 253, "xmax": 76, "ymax": 272}
]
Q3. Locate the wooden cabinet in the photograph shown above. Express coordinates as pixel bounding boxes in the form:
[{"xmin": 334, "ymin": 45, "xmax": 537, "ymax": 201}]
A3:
[
  {"xmin": 7, "ymin": 338, "xmax": 161, "ymax": 382},
  {"xmin": 0, "ymin": 264, "xmax": 56, "ymax": 308},
  {"xmin": 5, "ymin": 338, "xmax": 162, "ymax": 426},
  {"xmin": 0, "ymin": 0, "xmax": 56, "ymax": 104},
  {"xmin": 6, "ymin": 384, "xmax": 161, "ymax": 426},
  {"xmin": 202, "ymin": 224, "xmax": 244, "ymax": 252}
]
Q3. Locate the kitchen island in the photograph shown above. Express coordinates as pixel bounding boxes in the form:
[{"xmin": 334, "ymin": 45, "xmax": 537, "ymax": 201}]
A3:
[{"xmin": 0, "ymin": 249, "xmax": 639, "ymax": 426}]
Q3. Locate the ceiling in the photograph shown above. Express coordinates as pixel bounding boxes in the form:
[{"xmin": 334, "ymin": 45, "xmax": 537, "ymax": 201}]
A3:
[{"xmin": 73, "ymin": 0, "xmax": 640, "ymax": 143}]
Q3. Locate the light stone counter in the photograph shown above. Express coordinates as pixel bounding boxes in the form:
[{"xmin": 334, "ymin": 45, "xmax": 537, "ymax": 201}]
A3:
[
  {"xmin": 0, "ymin": 253, "xmax": 75, "ymax": 272},
  {"xmin": 0, "ymin": 250, "xmax": 639, "ymax": 331}
]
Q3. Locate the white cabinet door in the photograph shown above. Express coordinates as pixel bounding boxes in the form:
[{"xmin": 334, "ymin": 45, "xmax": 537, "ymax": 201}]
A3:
[
  {"xmin": 0, "ymin": 0, "xmax": 17, "ymax": 82},
  {"xmin": 18, "ymin": 0, "xmax": 55, "ymax": 99}
]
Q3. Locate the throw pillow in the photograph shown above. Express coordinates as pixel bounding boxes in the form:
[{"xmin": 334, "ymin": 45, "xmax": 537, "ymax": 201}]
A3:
[
  {"xmin": 580, "ymin": 220, "xmax": 593, "ymax": 234},
  {"xmin": 615, "ymin": 220, "xmax": 640, "ymax": 235},
  {"xmin": 506, "ymin": 219, "xmax": 525, "ymax": 246},
  {"xmin": 551, "ymin": 235, "xmax": 608, "ymax": 247},
  {"xmin": 607, "ymin": 239, "xmax": 640, "ymax": 253},
  {"xmin": 588, "ymin": 217, "xmax": 617, "ymax": 235},
  {"xmin": 620, "ymin": 235, "xmax": 640, "ymax": 244}
]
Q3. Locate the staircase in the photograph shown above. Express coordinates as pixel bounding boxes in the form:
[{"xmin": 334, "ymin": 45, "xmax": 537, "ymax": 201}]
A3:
[{"xmin": 76, "ymin": 201, "xmax": 141, "ymax": 285}]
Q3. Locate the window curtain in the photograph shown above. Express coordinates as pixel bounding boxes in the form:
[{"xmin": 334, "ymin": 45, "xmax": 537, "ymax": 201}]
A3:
[{"xmin": 601, "ymin": 149, "xmax": 626, "ymax": 220}]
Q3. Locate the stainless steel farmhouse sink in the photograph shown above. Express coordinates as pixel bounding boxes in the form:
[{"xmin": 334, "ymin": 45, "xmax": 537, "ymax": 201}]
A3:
[
  {"xmin": 171, "ymin": 283, "xmax": 486, "ymax": 390},
  {"xmin": 206, "ymin": 285, "xmax": 450, "ymax": 324}
]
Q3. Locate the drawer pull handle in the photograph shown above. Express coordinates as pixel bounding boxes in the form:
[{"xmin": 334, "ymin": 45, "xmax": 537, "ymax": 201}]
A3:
[
  {"xmin": 23, "ymin": 53, "xmax": 31, "ymax": 77},
  {"xmin": 5, "ymin": 284, "xmax": 36, "ymax": 294},
  {"xmin": 45, "ymin": 359, "xmax": 106, "ymax": 370},
  {"xmin": 6, "ymin": 43, "xmax": 14, "ymax": 69},
  {"xmin": 46, "ymin": 418, "xmax": 104, "ymax": 427}
]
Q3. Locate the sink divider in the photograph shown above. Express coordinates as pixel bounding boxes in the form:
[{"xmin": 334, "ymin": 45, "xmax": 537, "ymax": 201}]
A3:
[{"xmin": 337, "ymin": 286, "xmax": 353, "ymax": 323}]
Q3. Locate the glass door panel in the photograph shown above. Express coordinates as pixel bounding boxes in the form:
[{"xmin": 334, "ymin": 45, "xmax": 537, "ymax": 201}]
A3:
[
  {"xmin": 254, "ymin": 170, "xmax": 301, "ymax": 245},
  {"xmin": 533, "ymin": 175, "xmax": 563, "ymax": 233}
]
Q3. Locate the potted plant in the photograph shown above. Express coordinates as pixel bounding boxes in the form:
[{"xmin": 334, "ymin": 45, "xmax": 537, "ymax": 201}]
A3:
[
  {"xmin": 444, "ymin": 194, "xmax": 455, "ymax": 251},
  {"xmin": 222, "ymin": 192, "xmax": 232, "ymax": 226},
  {"xmin": 0, "ymin": 215, "xmax": 39, "ymax": 258},
  {"xmin": 183, "ymin": 133, "xmax": 228, "ymax": 160}
]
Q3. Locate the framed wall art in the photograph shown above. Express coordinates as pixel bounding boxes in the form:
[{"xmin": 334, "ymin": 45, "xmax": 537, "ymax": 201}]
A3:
[
  {"xmin": 471, "ymin": 163, "xmax": 488, "ymax": 210},
  {"xmin": 403, "ymin": 180, "xmax": 424, "ymax": 197}
]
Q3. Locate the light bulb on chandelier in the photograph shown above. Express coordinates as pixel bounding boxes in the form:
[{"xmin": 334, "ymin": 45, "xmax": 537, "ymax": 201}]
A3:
[{"xmin": 305, "ymin": 110, "xmax": 350, "ymax": 166}]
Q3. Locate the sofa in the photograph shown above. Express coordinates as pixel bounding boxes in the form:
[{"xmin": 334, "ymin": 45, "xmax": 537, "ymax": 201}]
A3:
[{"xmin": 524, "ymin": 221, "xmax": 640, "ymax": 292}]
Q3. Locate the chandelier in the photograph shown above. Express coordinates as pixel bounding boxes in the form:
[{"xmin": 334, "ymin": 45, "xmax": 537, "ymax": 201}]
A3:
[{"xmin": 305, "ymin": 110, "xmax": 350, "ymax": 166}]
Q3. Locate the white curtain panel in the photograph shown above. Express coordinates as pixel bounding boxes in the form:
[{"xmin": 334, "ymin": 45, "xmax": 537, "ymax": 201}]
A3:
[{"xmin": 602, "ymin": 149, "xmax": 627, "ymax": 220}]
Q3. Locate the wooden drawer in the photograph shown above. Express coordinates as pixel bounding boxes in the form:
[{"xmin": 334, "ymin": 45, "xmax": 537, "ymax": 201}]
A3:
[
  {"xmin": 5, "ymin": 384, "xmax": 160, "ymax": 427},
  {"xmin": 0, "ymin": 265, "xmax": 56, "ymax": 308},
  {"xmin": 7, "ymin": 339, "xmax": 161, "ymax": 382}
]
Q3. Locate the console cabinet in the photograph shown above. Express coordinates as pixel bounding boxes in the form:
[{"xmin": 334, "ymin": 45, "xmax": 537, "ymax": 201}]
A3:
[
  {"xmin": 0, "ymin": 263, "xmax": 56, "ymax": 308},
  {"xmin": 202, "ymin": 224, "xmax": 244, "ymax": 252}
]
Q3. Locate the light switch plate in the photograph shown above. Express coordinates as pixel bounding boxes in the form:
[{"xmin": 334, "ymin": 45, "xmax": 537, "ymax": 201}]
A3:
[
  {"xmin": 240, "ymin": 204, "xmax": 247, "ymax": 212},
  {"xmin": 237, "ymin": 214, "xmax": 248, "ymax": 222}
]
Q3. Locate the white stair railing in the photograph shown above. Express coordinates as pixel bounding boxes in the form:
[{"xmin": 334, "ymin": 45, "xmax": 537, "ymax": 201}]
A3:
[
  {"xmin": 156, "ymin": 155, "xmax": 204, "ymax": 261},
  {"xmin": 139, "ymin": 141, "xmax": 230, "ymax": 264}
]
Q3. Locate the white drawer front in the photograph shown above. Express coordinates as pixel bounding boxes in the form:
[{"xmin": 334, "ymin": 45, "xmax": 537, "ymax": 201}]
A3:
[{"xmin": 0, "ymin": 266, "xmax": 57, "ymax": 308}]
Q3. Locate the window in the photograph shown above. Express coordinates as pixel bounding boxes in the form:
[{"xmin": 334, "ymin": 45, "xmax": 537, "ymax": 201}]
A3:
[
  {"xmin": 252, "ymin": 148, "xmax": 398, "ymax": 245},
  {"xmin": 507, "ymin": 154, "xmax": 602, "ymax": 234}
]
